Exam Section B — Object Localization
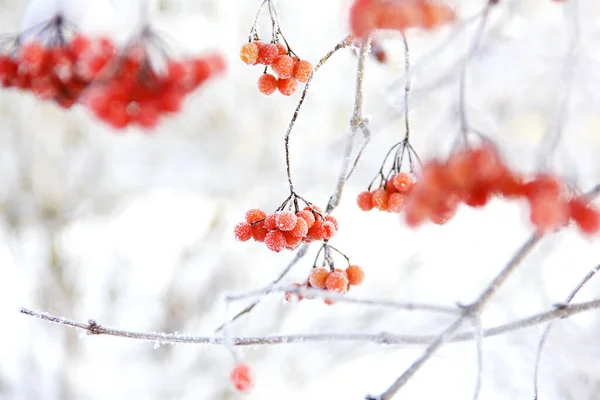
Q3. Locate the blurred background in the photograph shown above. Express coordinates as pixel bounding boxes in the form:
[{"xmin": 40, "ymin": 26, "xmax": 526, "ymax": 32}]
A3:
[{"xmin": 1, "ymin": 0, "xmax": 600, "ymax": 399}]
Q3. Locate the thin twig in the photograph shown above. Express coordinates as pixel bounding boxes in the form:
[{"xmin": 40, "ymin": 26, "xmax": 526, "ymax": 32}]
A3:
[
  {"xmin": 471, "ymin": 316, "xmax": 483, "ymax": 400},
  {"xmin": 20, "ymin": 299, "xmax": 600, "ymax": 347},
  {"xmin": 533, "ymin": 263, "xmax": 600, "ymax": 399}
]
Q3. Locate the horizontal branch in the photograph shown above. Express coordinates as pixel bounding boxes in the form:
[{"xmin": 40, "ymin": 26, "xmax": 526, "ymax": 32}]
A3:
[{"xmin": 20, "ymin": 299, "xmax": 600, "ymax": 346}]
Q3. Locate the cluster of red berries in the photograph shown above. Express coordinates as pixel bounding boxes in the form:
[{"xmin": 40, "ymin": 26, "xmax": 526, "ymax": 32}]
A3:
[
  {"xmin": 239, "ymin": 41, "xmax": 313, "ymax": 96},
  {"xmin": 0, "ymin": 32, "xmax": 225, "ymax": 129},
  {"xmin": 357, "ymin": 172, "xmax": 415, "ymax": 213},
  {"xmin": 285, "ymin": 265, "xmax": 365, "ymax": 304},
  {"xmin": 0, "ymin": 35, "xmax": 111, "ymax": 109},
  {"xmin": 83, "ymin": 44, "xmax": 225, "ymax": 129},
  {"xmin": 349, "ymin": 0, "xmax": 456, "ymax": 38},
  {"xmin": 234, "ymin": 207, "xmax": 339, "ymax": 252},
  {"xmin": 359, "ymin": 145, "xmax": 600, "ymax": 234},
  {"xmin": 230, "ymin": 363, "xmax": 253, "ymax": 393}
]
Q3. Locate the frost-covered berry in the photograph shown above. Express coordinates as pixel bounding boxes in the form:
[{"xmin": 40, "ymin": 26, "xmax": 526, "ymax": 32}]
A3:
[
  {"xmin": 346, "ymin": 265, "xmax": 365, "ymax": 286},
  {"xmin": 234, "ymin": 222, "xmax": 252, "ymax": 241},
  {"xmin": 325, "ymin": 271, "xmax": 349, "ymax": 294},
  {"xmin": 276, "ymin": 43, "xmax": 288, "ymax": 56},
  {"xmin": 264, "ymin": 213, "xmax": 277, "ymax": 230},
  {"xmin": 277, "ymin": 77, "xmax": 297, "ymax": 96},
  {"xmin": 251, "ymin": 222, "xmax": 269, "ymax": 242},
  {"xmin": 258, "ymin": 73, "xmax": 277, "ymax": 95},
  {"xmin": 357, "ymin": 191, "xmax": 374, "ymax": 211},
  {"xmin": 265, "ymin": 229, "xmax": 286, "ymax": 252},
  {"xmin": 257, "ymin": 43, "xmax": 279, "ymax": 65},
  {"xmin": 290, "ymin": 217, "xmax": 309, "ymax": 238},
  {"xmin": 392, "ymin": 172, "xmax": 414, "ymax": 193},
  {"xmin": 230, "ymin": 363, "xmax": 253, "ymax": 393},
  {"xmin": 245, "ymin": 208, "xmax": 267, "ymax": 223},
  {"xmin": 296, "ymin": 210, "xmax": 316, "ymax": 228},
  {"xmin": 276, "ymin": 211, "xmax": 298, "ymax": 231},
  {"xmin": 293, "ymin": 60, "xmax": 312, "ymax": 83},
  {"xmin": 388, "ymin": 193, "xmax": 406, "ymax": 213},
  {"xmin": 309, "ymin": 268, "xmax": 330, "ymax": 289},
  {"xmin": 272, "ymin": 55, "xmax": 295, "ymax": 79},
  {"xmin": 239, "ymin": 42, "xmax": 259, "ymax": 65}
]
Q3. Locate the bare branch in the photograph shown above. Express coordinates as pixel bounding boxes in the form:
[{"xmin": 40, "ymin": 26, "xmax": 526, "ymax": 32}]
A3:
[{"xmin": 471, "ymin": 316, "xmax": 483, "ymax": 400}]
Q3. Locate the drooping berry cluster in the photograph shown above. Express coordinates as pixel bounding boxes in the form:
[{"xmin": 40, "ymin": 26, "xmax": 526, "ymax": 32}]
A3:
[
  {"xmin": 349, "ymin": 0, "xmax": 456, "ymax": 38},
  {"xmin": 83, "ymin": 43, "xmax": 225, "ymax": 129},
  {"xmin": 357, "ymin": 172, "xmax": 415, "ymax": 213},
  {"xmin": 285, "ymin": 265, "xmax": 365, "ymax": 304},
  {"xmin": 239, "ymin": 41, "xmax": 313, "ymax": 96},
  {"xmin": 368, "ymin": 145, "xmax": 600, "ymax": 234},
  {"xmin": 230, "ymin": 363, "xmax": 253, "ymax": 393},
  {"xmin": 0, "ymin": 19, "xmax": 225, "ymax": 129},
  {"xmin": 234, "ymin": 207, "xmax": 339, "ymax": 252}
]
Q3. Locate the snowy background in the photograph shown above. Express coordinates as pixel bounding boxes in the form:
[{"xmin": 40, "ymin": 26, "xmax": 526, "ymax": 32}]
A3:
[{"xmin": 1, "ymin": 0, "xmax": 600, "ymax": 399}]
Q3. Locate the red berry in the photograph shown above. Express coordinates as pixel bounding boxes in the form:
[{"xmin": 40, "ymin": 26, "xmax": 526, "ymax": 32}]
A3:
[
  {"xmin": 325, "ymin": 215, "xmax": 339, "ymax": 231},
  {"xmin": 309, "ymin": 268, "xmax": 329, "ymax": 289},
  {"xmin": 265, "ymin": 229, "xmax": 286, "ymax": 252},
  {"xmin": 239, "ymin": 42, "xmax": 259, "ymax": 65},
  {"xmin": 276, "ymin": 43, "xmax": 288, "ymax": 56},
  {"xmin": 529, "ymin": 195, "xmax": 568, "ymax": 233},
  {"xmin": 296, "ymin": 210, "xmax": 316, "ymax": 228},
  {"xmin": 251, "ymin": 222, "xmax": 269, "ymax": 242},
  {"xmin": 276, "ymin": 211, "xmax": 297, "ymax": 231},
  {"xmin": 569, "ymin": 197, "xmax": 600, "ymax": 235},
  {"xmin": 325, "ymin": 271, "xmax": 349, "ymax": 294},
  {"xmin": 357, "ymin": 191, "xmax": 374, "ymax": 211},
  {"xmin": 306, "ymin": 219, "xmax": 326, "ymax": 242},
  {"xmin": 346, "ymin": 265, "xmax": 365, "ymax": 286},
  {"xmin": 372, "ymin": 188, "xmax": 390, "ymax": 211},
  {"xmin": 277, "ymin": 77, "xmax": 297, "ymax": 96},
  {"xmin": 271, "ymin": 55, "xmax": 295, "ymax": 79},
  {"xmin": 393, "ymin": 173, "xmax": 414, "ymax": 193},
  {"xmin": 245, "ymin": 208, "xmax": 267, "ymax": 223},
  {"xmin": 258, "ymin": 73, "xmax": 277, "ymax": 95},
  {"xmin": 234, "ymin": 222, "xmax": 252, "ymax": 241},
  {"xmin": 264, "ymin": 213, "xmax": 277, "ymax": 230},
  {"xmin": 257, "ymin": 43, "xmax": 279, "ymax": 65},
  {"xmin": 283, "ymin": 230, "xmax": 303, "ymax": 249},
  {"xmin": 388, "ymin": 193, "xmax": 407, "ymax": 213},
  {"xmin": 230, "ymin": 363, "xmax": 253, "ymax": 393},
  {"xmin": 290, "ymin": 217, "xmax": 309, "ymax": 238},
  {"xmin": 293, "ymin": 60, "xmax": 312, "ymax": 83}
]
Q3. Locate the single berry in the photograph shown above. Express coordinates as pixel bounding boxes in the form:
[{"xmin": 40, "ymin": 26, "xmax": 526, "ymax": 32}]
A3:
[
  {"xmin": 297, "ymin": 210, "xmax": 316, "ymax": 228},
  {"xmin": 290, "ymin": 217, "xmax": 309, "ymax": 238},
  {"xmin": 325, "ymin": 271, "xmax": 349, "ymax": 294},
  {"xmin": 264, "ymin": 213, "xmax": 277, "ymax": 230},
  {"xmin": 230, "ymin": 363, "xmax": 253, "ymax": 393},
  {"xmin": 357, "ymin": 191, "xmax": 374, "ymax": 211},
  {"xmin": 276, "ymin": 43, "xmax": 288, "ymax": 56},
  {"xmin": 283, "ymin": 230, "xmax": 303, "ymax": 249},
  {"xmin": 271, "ymin": 55, "xmax": 295, "ymax": 79},
  {"xmin": 245, "ymin": 208, "xmax": 267, "ymax": 223},
  {"xmin": 239, "ymin": 42, "xmax": 259, "ymax": 65},
  {"xmin": 257, "ymin": 43, "xmax": 279, "ymax": 65},
  {"xmin": 388, "ymin": 193, "xmax": 406, "ymax": 213},
  {"xmin": 276, "ymin": 211, "xmax": 298, "ymax": 231},
  {"xmin": 306, "ymin": 219, "xmax": 326, "ymax": 242},
  {"xmin": 258, "ymin": 73, "xmax": 277, "ymax": 95},
  {"xmin": 251, "ymin": 221, "xmax": 269, "ymax": 242},
  {"xmin": 372, "ymin": 188, "xmax": 390, "ymax": 211},
  {"xmin": 277, "ymin": 77, "xmax": 297, "ymax": 96},
  {"xmin": 265, "ymin": 229, "xmax": 286, "ymax": 252},
  {"xmin": 393, "ymin": 173, "xmax": 414, "ymax": 193},
  {"xmin": 322, "ymin": 221, "xmax": 337, "ymax": 240},
  {"xmin": 234, "ymin": 222, "xmax": 252, "ymax": 241},
  {"xmin": 569, "ymin": 197, "xmax": 600, "ymax": 235},
  {"xmin": 309, "ymin": 268, "xmax": 330, "ymax": 289},
  {"xmin": 325, "ymin": 215, "xmax": 339, "ymax": 231},
  {"xmin": 293, "ymin": 60, "xmax": 312, "ymax": 83},
  {"xmin": 346, "ymin": 265, "xmax": 365, "ymax": 286}
]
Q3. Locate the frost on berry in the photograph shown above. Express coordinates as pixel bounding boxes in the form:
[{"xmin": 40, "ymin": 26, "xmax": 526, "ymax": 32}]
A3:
[
  {"xmin": 388, "ymin": 193, "xmax": 406, "ymax": 213},
  {"xmin": 309, "ymin": 268, "xmax": 330, "ymax": 289},
  {"xmin": 372, "ymin": 188, "xmax": 389, "ymax": 211},
  {"xmin": 346, "ymin": 265, "xmax": 365, "ymax": 286},
  {"xmin": 276, "ymin": 43, "xmax": 288, "ymax": 56},
  {"xmin": 234, "ymin": 222, "xmax": 252, "ymax": 241},
  {"xmin": 239, "ymin": 42, "xmax": 259, "ymax": 65},
  {"xmin": 357, "ymin": 191, "xmax": 374, "ymax": 211},
  {"xmin": 245, "ymin": 208, "xmax": 267, "ymax": 223},
  {"xmin": 230, "ymin": 363, "xmax": 253, "ymax": 393},
  {"xmin": 392, "ymin": 173, "xmax": 414, "ymax": 193},
  {"xmin": 272, "ymin": 55, "xmax": 295, "ymax": 79},
  {"xmin": 258, "ymin": 73, "xmax": 278, "ymax": 95},
  {"xmin": 297, "ymin": 210, "xmax": 316, "ymax": 228},
  {"xmin": 251, "ymin": 222, "xmax": 269, "ymax": 242},
  {"xmin": 277, "ymin": 77, "xmax": 297, "ymax": 96},
  {"xmin": 265, "ymin": 229, "xmax": 286, "ymax": 252},
  {"xmin": 306, "ymin": 220, "xmax": 326, "ymax": 242},
  {"xmin": 257, "ymin": 43, "xmax": 279, "ymax": 65},
  {"xmin": 275, "ymin": 211, "xmax": 297, "ymax": 231},
  {"xmin": 264, "ymin": 213, "xmax": 277, "ymax": 230},
  {"xmin": 292, "ymin": 60, "xmax": 312, "ymax": 83},
  {"xmin": 325, "ymin": 271, "xmax": 349, "ymax": 294},
  {"xmin": 322, "ymin": 221, "xmax": 337, "ymax": 240},
  {"xmin": 283, "ymin": 230, "xmax": 303, "ymax": 249},
  {"xmin": 290, "ymin": 217, "xmax": 309, "ymax": 238}
]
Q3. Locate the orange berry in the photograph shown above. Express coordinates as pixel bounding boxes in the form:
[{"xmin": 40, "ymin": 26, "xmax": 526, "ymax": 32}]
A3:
[
  {"xmin": 257, "ymin": 43, "xmax": 279, "ymax": 65},
  {"xmin": 325, "ymin": 215, "xmax": 338, "ymax": 231},
  {"xmin": 388, "ymin": 193, "xmax": 407, "ymax": 213},
  {"xmin": 271, "ymin": 55, "xmax": 295, "ymax": 79},
  {"xmin": 245, "ymin": 208, "xmax": 266, "ymax": 223},
  {"xmin": 251, "ymin": 222, "xmax": 268, "ymax": 242},
  {"xmin": 296, "ymin": 210, "xmax": 316, "ymax": 228},
  {"xmin": 346, "ymin": 265, "xmax": 365, "ymax": 286},
  {"xmin": 290, "ymin": 217, "xmax": 309, "ymax": 238},
  {"xmin": 569, "ymin": 197, "xmax": 600, "ymax": 235},
  {"xmin": 385, "ymin": 178, "xmax": 398, "ymax": 194},
  {"xmin": 264, "ymin": 213, "xmax": 277, "ymax": 230},
  {"xmin": 322, "ymin": 221, "xmax": 336, "ymax": 240},
  {"xmin": 230, "ymin": 363, "xmax": 253, "ymax": 393},
  {"xmin": 293, "ymin": 60, "xmax": 312, "ymax": 83},
  {"xmin": 276, "ymin": 211, "xmax": 297, "ymax": 231},
  {"xmin": 277, "ymin": 77, "xmax": 297, "ymax": 96},
  {"xmin": 239, "ymin": 42, "xmax": 258, "ymax": 65},
  {"xmin": 265, "ymin": 229, "xmax": 285, "ymax": 252},
  {"xmin": 357, "ymin": 191, "xmax": 374, "ymax": 211},
  {"xmin": 393, "ymin": 172, "xmax": 414, "ymax": 193},
  {"xmin": 283, "ymin": 230, "xmax": 303, "ymax": 249},
  {"xmin": 372, "ymin": 188, "xmax": 390, "ymax": 211},
  {"xmin": 234, "ymin": 222, "xmax": 252, "ymax": 241},
  {"xmin": 309, "ymin": 268, "xmax": 329, "ymax": 289},
  {"xmin": 325, "ymin": 271, "xmax": 349, "ymax": 294},
  {"xmin": 258, "ymin": 73, "xmax": 277, "ymax": 95},
  {"xmin": 306, "ymin": 219, "xmax": 326, "ymax": 242},
  {"xmin": 276, "ymin": 43, "xmax": 287, "ymax": 56}
]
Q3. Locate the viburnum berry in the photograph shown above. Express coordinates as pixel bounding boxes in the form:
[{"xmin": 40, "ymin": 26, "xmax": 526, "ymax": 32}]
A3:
[
  {"xmin": 258, "ymin": 73, "xmax": 277, "ymax": 95},
  {"xmin": 272, "ymin": 55, "xmax": 295, "ymax": 79},
  {"xmin": 277, "ymin": 77, "xmax": 297, "ymax": 96},
  {"xmin": 290, "ymin": 217, "xmax": 309, "ymax": 238},
  {"xmin": 388, "ymin": 193, "xmax": 406, "ymax": 213},
  {"xmin": 265, "ymin": 229, "xmax": 286, "ymax": 252},
  {"xmin": 257, "ymin": 43, "xmax": 279, "ymax": 65},
  {"xmin": 245, "ymin": 208, "xmax": 267, "ymax": 223},
  {"xmin": 293, "ymin": 60, "xmax": 312, "ymax": 83},
  {"xmin": 392, "ymin": 172, "xmax": 414, "ymax": 193},
  {"xmin": 234, "ymin": 222, "xmax": 252, "ymax": 241},
  {"xmin": 264, "ymin": 213, "xmax": 277, "ymax": 230},
  {"xmin": 346, "ymin": 265, "xmax": 365, "ymax": 286},
  {"xmin": 230, "ymin": 363, "xmax": 253, "ymax": 393},
  {"xmin": 569, "ymin": 197, "xmax": 600, "ymax": 235},
  {"xmin": 276, "ymin": 43, "xmax": 288, "ymax": 56},
  {"xmin": 276, "ymin": 210, "xmax": 297, "ymax": 231},
  {"xmin": 322, "ymin": 220, "xmax": 337, "ymax": 240},
  {"xmin": 297, "ymin": 209, "xmax": 316, "ymax": 228},
  {"xmin": 283, "ymin": 230, "xmax": 303, "ymax": 249},
  {"xmin": 372, "ymin": 188, "xmax": 389, "ymax": 211},
  {"xmin": 325, "ymin": 215, "xmax": 339, "ymax": 231},
  {"xmin": 325, "ymin": 271, "xmax": 349, "ymax": 294},
  {"xmin": 239, "ymin": 42, "xmax": 259, "ymax": 65},
  {"xmin": 309, "ymin": 268, "xmax": 330, "ymax": 289},
  {"xmin": 306, "ymin": 219, "xmax": 326, "ymax": 242},
  {"xmin": 357, "ymin": 191, "xmax": 374, "ymax": 211}
]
